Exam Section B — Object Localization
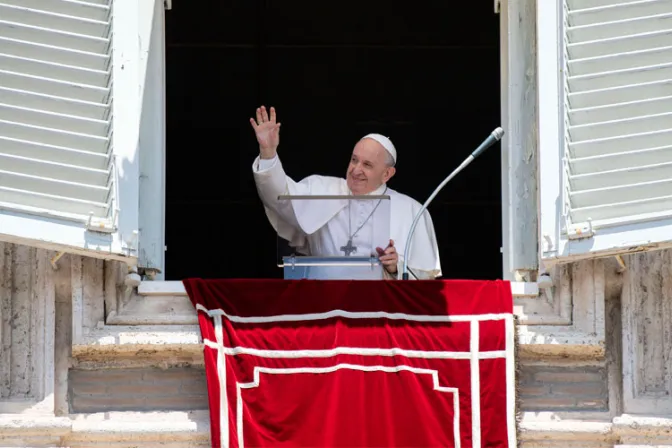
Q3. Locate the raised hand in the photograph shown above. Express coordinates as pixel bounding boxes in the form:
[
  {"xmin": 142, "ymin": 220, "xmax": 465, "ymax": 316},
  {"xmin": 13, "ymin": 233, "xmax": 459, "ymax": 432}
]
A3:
[{"xmin": 250, "ymin": 105, "xmax": 281, "ymax": 159}]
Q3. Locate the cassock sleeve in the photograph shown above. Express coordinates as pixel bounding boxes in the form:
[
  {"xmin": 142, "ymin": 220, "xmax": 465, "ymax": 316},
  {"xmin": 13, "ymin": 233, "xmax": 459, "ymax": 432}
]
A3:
[
  {"xmin": 252, "ymin": 154, "xmax": 347, "ymax": 250},
  {"xmin": 252, "ymin": 154, "xmax": 307, "ymax": 250}
]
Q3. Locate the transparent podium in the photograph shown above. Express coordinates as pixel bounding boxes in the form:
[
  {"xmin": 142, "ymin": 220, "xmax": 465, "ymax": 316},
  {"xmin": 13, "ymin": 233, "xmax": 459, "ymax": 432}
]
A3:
[{"xmin": 276, "ymin": 194, "xmax": 391, "ymax": 280}]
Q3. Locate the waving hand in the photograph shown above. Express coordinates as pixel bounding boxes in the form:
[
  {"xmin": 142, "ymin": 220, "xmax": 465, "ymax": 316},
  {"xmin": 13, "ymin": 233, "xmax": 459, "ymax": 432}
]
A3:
[{"xmin": 250, "ymin": 105, "xmax": 281, "ymax": 159}]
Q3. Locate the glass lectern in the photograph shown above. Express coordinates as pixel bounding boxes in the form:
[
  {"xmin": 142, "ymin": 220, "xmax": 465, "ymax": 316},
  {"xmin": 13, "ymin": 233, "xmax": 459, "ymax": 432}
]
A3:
[{"xmin": 276, "ymin": 194, "xmax": 391, "ymax": 280}]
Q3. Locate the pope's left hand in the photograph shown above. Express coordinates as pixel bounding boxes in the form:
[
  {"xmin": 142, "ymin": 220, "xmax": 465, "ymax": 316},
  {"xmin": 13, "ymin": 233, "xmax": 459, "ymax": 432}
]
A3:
[{"xmin": 376, "ymin": 239, "xmax": 398, "ymax": 274}]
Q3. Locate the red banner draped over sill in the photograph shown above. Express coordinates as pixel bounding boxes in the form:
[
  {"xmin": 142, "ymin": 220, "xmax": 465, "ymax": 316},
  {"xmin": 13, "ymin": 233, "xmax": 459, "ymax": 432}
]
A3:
[{"xmin": 184, "ymin": 279, "xmax": 516, "ymax": 448}]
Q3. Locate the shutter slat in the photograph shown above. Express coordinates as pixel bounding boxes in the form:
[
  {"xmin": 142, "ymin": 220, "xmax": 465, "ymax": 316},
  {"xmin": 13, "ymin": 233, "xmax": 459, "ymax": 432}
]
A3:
[
  {"xmin": 568, "ymin": 46, "xmax": 672, "ymax": 76},
  {"xmin": 568, "ymin": 0, "xmax": 645, "ymax": 9},
  {"xmin": 0, "ymin": 21, "xmax": 109, "ymax": 53},
  {"xmin": 569, "ymin": 112, "xmax": 672, "ymax": 141},
  {"xmin": 0, "ymin": 186, "xmax": 108, "ymax": 216},
  {"xmin": 0, "ymin": 0, "xmax": 110, "ymax": 22},
  {"xmin": 568, "ymin": 29, "xmax": 672, "ymax": 59},
  {"xmin": 0, "ymin": 70, "xmax": 108, "ymax": 103},
  {"xmin": 0, "ymin": 53, "xmax": 109, "ymax": 87},
  {"xmin": 564, "ymin": 0, "xmax": 672, "ymax": 225},
  {"xmin": 568, "ymin": 1, "xmax": 672, "ymax": 27},
  {"xmin": 0, "ymin": 103, "xmax": 108, "ymax": 135},
  {"xmin": 568, "ymin": 80, "xmax": 672, "ymax": 109},
  {"xmin": 0, "ymin": 119, "xmax": 108, "ymax": 152},
  {"xmin": 569, "ymin": 95, "xmax": 672, "ymax": 124},
  {"xmin": 571, "ymin": 195, "xmax": 672, "ymax": 222},
  {"xmin": 0, "ymin": 3, "xmax": 110, "ymax": 38},
  {"xmin": 568, "ymin": 63, "xmax": 672, "ymax": 92},
  {"xmin": 0, "ymin": 87, "xmax": 109, "ymax": 120},
  {"xmin": 569, "ymin": 128, "xmax": 672, "ymax": 158},
  {"xmin": 568, "ymin": 14, "xmax": 672, "ymax": 42},
  {"xmin": 570, "ymin": 161, "xmax": 672, "ymax": 190},
  {"xmin": 0, "ymin": 37, "xmax": 109, "ymax": 71},
  {"xmin": 0, "ymin": 153, "xmax": 108, "ymax": 185},
  {"xmin": 0, "ymin": 169, "xmax": 108, "ymax": 203},
  {"xmin": 0, "ymin": 136, "xmax": 108, "ymax": 169},
  {"xmin": 571, "ymin": 145, "xmax": 672, "ymax": 174},
  {"xmin": 571, "ymin": 177, "xmax": 672, "ymax": 208}
]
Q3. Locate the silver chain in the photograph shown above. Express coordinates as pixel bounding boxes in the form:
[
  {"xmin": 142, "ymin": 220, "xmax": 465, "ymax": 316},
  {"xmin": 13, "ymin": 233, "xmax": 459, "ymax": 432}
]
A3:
[{"xmin": 348, "ymin": 186, "xmax": 388, "ymax": 241}]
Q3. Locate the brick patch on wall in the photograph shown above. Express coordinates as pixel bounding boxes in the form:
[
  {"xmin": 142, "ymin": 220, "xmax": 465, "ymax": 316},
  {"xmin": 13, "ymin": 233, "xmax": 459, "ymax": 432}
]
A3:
[
  {"xmin": 69, "ymin": 367, "xmax": 208, "ymax": 413},
  {"xmin": 519, "ymin": 364, "xmax": 608, "ymax": 412}
]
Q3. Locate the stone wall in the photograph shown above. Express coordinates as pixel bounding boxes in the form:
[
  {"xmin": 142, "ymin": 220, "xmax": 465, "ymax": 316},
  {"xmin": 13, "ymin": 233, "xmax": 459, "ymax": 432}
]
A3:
[
  {"xmin": 4, "ymin": 241, "xmax": 672, "ymax": 446},
  {"xmin": 69, "ymin": 367, "xmax": 208, "ymax": 413},
  {"xmin": 520, "ymin": 363, "xmax": 608, "ymax": 412}
]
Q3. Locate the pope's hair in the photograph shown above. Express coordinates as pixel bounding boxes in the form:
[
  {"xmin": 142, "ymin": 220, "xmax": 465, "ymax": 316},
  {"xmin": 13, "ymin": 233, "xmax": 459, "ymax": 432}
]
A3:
[{"xmin": 385, "ymin": 151, "xmax": 396, "ymax": 167}]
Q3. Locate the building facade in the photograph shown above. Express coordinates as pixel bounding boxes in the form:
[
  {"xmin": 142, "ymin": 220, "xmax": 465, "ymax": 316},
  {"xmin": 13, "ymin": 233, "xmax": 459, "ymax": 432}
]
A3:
[{"xmin": 1, "ymin": 0, "xmax": 672, "ymax": 446}]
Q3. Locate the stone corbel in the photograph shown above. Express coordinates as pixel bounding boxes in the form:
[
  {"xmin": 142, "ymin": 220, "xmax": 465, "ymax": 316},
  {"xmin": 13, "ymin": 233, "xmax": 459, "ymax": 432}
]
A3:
[
  {"xmin": 70, "ymin": 258, "xmax": 201, "ymax": 359},
  {"xmin": 515, "ymin": 258, "xmax": 607, "ymax": 358}
]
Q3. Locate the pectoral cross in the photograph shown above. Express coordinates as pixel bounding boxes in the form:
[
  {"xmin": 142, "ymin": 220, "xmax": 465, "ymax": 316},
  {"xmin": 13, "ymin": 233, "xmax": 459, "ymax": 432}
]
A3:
[{"xmin": 340, "ymin": 239, "xmax": 357, "ymax": 256}]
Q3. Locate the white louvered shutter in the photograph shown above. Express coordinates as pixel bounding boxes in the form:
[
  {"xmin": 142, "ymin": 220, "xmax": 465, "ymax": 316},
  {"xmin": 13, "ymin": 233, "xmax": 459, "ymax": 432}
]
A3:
[
  {"xmin": 539, "ymin": 0, "xmax": 672, "ymax": 265},
  {"xmin": 0, "ymin": 0, "xmax": 143, "ymax": 262}
]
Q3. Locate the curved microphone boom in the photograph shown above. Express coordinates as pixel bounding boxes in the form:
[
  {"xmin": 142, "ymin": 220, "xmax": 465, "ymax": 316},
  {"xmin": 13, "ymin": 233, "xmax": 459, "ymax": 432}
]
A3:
[{"xmin": 401, "ymin": 127, "xmax": 505, "ymax": 280}]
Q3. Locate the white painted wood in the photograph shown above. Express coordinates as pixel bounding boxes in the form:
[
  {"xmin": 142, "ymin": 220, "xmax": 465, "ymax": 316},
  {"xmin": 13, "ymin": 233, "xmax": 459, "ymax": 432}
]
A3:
[
  {"xmin": 499, "ymin": 0, "xmax": 539, "ymax": 277},
  {"xmin": 0, "ymin": 1, "xmax": 112, "ymax": 216},
  {"xmin": 137, "ymin": 0, "xmax": 166, "ymax": 277},
  {"xmin": 499, "ymin": 0, "xmax": 512, "ymax": 281},
  {"xmin": 536, "ymin": 0, "xmax": 564, "ymax": 265},
  {"xmin": 540, "ymin": 0, "xmax": 672, "ymax": 267},
  {"xmin": 0, "ymin": 0, "xmax": 145, "ymax": 263},
  {"xmin": 110, "ymin": 0, "xmax": 141, "ymax": 260}
]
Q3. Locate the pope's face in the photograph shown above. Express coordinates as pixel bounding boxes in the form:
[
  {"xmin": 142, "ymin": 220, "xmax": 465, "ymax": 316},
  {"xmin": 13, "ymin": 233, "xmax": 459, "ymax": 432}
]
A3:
[{"xmin": 346, "ymin": 139, "xmax": 396, "ymax": 195}]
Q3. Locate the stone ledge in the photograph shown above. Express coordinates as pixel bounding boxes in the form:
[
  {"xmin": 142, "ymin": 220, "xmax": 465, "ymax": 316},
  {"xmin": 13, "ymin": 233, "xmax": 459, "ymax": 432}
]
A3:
[
  {"xmin": 137, "ymin": 280, "xmax": 540, "ymax": 297},
  {"xmin": 518, "ymin": 326, "xmax": 605, "ymax": 359},
  {"xmin": 0, "ymin": 411, "xmax": 210, "ymax": 448},
  {"xmin": 3, "ymin": 412, "xmax": 672, "ymax": 447},
  {"xmin": 518, "ymin": 414, "xmax": 672, "ymax": 447},
  {"xmin": 520, "ymin": 420, "xmax": 614, "ymax": 441},
  {"xmin": 613, "ymin": 415, "xmax": 672, "ymax": 445},
  {"xmin": 72, "ymin": 325, "xmax": 202, "ymax": 358}
]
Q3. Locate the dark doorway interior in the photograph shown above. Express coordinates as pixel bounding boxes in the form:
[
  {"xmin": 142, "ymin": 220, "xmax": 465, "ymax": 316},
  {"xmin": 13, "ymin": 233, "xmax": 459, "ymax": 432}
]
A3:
[{"xmin": 164, "ymin": 0, "xmax": 502, "ymax": 280}]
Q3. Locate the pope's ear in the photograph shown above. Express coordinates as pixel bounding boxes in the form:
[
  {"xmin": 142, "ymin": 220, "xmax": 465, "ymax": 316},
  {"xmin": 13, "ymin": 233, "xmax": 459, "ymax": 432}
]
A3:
[{"xmin": 384, "ymin": 166, "xmax": 396, "ymax": 182}]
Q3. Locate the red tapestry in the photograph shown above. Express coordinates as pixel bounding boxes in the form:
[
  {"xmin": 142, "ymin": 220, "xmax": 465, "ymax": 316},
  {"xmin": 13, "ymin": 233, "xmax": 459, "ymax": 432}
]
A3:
[{"xmin": 183, "ymin": 279, "xmax": 516, "ymax": 448}]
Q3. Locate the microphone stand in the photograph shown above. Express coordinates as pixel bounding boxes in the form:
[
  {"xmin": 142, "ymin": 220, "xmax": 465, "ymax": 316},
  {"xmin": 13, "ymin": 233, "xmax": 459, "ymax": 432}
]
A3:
[{"xmin": 401, "ymin": 127, "xmax": 505, "ymax": 280}]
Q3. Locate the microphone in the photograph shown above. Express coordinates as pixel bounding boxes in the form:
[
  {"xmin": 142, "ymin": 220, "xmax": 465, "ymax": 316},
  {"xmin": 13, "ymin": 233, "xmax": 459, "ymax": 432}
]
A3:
[{"xmin": 401, "ymin": 127, "xmax": 505, "ymax": 280}]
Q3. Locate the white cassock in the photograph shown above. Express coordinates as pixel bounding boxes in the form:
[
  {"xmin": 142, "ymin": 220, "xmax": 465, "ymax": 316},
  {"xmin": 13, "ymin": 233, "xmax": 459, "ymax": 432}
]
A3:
[
  {"xmin": 252, "ymin": 152, "xmax": 442, "ymax": 280},
  {"xmin": 252, "ymin": 155, "xmax": 441, "ymax": 279}
]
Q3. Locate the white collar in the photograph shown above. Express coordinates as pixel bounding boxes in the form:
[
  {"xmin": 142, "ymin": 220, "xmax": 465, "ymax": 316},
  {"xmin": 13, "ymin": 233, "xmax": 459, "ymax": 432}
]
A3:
[{"xmin": 349, "ymin": 183, "xmax": 387, "ymax": 196}]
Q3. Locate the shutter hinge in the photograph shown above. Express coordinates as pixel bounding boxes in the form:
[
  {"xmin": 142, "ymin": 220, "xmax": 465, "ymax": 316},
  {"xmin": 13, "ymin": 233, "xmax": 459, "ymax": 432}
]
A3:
[
  {"xmin": 494, "ymin": 0, "xmax": 501, "ymax": 13},
  {"xmin": 86, "ymin": 212, "xmax": 117, "ymax": 234},
  {"xmin": 164, "ymin": 0, "xmax": 172, "ymax": 10},
  {"xmin": 567, "ymin": 220, "xmax": 594, "ymax": 240}
]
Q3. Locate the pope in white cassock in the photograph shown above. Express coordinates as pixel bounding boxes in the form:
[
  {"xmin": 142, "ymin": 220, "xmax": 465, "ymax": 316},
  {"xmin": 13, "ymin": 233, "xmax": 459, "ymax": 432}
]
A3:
[{"xmin": 250, "ymin": 105, "xmax": 442, "ymax": 280}]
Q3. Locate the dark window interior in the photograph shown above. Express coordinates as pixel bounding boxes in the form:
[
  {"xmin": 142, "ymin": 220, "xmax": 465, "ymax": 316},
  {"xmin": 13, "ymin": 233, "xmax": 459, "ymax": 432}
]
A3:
[{"xmin": 164, "ymin": 0, "xmax": 502, "ymax": 280}]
